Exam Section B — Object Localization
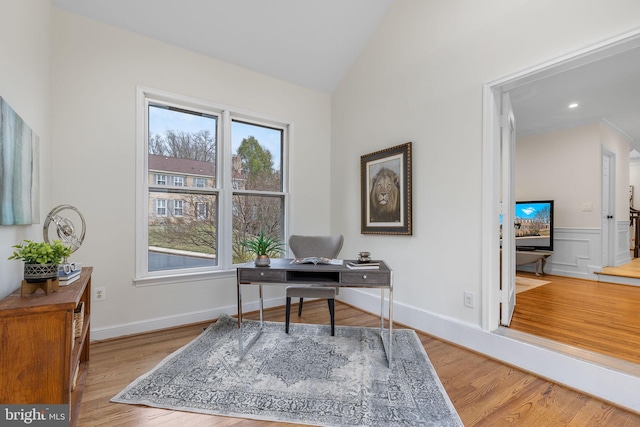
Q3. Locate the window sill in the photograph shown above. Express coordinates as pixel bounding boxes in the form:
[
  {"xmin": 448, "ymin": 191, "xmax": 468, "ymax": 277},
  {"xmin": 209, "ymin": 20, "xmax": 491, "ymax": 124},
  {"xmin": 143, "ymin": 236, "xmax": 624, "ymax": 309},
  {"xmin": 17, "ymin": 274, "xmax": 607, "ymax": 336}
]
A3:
[{"xmin": 134, "ymin": 268, "xmax": 236, "ymax": 287}]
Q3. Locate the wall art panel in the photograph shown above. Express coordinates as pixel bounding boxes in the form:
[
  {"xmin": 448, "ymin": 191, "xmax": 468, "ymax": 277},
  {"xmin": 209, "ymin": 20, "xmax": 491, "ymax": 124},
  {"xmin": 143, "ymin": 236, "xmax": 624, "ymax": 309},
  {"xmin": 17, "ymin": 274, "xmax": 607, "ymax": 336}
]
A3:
[{"xmin": 0, "ymin": 96, "xmax": 39, "ymax": 225}]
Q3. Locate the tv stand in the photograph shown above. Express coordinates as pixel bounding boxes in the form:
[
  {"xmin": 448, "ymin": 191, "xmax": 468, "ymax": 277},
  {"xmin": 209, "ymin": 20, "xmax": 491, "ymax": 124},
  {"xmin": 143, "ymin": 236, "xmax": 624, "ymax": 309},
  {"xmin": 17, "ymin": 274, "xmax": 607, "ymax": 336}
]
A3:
[{"xmin": 515, "ymin": 250, "xmax": 552, "ymax": 276}]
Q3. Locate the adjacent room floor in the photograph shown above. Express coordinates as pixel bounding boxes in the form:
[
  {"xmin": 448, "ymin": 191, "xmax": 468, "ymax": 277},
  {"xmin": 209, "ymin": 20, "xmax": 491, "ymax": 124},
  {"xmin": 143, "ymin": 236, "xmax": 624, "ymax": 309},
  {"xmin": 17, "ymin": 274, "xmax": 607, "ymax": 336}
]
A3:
[{"xmin": 511, "ymin": 271, "xmax": 640, "ymax": 365}]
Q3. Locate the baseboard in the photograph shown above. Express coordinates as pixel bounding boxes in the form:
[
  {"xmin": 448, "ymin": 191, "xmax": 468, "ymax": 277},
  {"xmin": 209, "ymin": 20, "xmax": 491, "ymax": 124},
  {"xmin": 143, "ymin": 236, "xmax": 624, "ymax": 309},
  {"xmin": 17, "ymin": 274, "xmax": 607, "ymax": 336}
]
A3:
[
  {"xmin": 337, "ymin": 287, "xmax": 640, "ymax": 414},
  {"xmin": 90, "ymin": 296, "xmax": 283, "ymax": 341}
]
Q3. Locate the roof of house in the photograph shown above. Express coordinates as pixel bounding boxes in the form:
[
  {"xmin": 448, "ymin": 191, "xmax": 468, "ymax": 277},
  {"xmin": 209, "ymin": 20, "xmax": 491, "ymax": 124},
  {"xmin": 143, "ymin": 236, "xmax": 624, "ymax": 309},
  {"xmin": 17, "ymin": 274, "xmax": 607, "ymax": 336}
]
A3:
[{"xmin": 148, "ymin": 154, "xmax": 215, "ymax": 177}]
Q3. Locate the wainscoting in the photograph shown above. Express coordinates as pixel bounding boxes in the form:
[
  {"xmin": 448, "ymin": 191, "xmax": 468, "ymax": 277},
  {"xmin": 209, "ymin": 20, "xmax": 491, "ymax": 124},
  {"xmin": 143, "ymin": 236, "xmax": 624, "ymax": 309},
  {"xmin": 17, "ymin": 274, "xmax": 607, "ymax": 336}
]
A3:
[{"xmin": 516, "ymin": 223, "xmax": 630, "ymax": 280}]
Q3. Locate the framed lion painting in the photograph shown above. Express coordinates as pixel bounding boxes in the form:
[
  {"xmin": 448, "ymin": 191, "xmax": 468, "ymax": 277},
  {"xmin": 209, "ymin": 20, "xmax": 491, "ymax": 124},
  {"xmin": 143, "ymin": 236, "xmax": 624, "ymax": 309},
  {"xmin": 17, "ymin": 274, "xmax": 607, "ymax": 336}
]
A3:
[{"xmin": 360, "ymin": 142, "xmax": 412, "ymax": 235}]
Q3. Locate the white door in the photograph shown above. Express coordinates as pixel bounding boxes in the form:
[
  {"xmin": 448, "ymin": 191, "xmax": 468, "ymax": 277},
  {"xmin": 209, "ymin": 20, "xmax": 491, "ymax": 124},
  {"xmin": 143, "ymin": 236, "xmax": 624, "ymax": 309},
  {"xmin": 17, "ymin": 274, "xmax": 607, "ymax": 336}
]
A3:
[
  {"xmin": 500, "ymin": 92, "xmax": 516, "ymax": 326},
  {"xmin": 602, "ymin": 149, "xmax": 616, "ymax": 266}
]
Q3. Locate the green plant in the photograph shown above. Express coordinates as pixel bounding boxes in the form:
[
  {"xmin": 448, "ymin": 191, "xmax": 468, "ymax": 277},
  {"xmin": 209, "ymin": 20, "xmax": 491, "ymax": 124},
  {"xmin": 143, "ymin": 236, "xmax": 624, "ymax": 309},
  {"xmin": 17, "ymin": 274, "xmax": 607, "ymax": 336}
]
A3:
[
  {"xmin": 241, "ymin": 231, "xmax": 284, "ymax": 257},
  {"xmin": 8, "ymin": 240, "xmax": 73, "ymax": 265}
]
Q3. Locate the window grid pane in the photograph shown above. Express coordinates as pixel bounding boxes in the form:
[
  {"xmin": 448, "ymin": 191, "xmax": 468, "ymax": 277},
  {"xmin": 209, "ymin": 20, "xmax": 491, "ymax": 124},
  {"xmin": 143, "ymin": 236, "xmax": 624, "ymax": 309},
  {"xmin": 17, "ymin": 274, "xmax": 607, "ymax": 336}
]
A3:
[
  {"xmin": 147, "ymin": 103, "xmax": 218, "ymax": 272},
  {"xmin": 232, "ymin": 193, "xmax": 284, "ymax": 264}
]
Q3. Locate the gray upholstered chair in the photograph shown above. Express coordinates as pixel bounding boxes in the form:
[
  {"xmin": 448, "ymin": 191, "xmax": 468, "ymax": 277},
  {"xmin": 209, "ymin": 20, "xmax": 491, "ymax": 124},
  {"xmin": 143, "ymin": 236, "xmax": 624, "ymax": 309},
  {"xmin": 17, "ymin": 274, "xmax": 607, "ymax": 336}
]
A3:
[{"xmin": 285, "ymin": 235, "xmax": 344, "ymax": 336}]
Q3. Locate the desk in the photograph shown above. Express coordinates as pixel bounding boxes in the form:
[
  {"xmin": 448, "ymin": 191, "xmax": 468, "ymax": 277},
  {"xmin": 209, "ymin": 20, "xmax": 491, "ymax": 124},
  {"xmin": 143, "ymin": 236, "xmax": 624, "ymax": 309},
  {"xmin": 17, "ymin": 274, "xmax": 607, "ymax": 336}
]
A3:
[{"xmin": 236, "ymin": 258, "xmax": 394, "ymax": 367}]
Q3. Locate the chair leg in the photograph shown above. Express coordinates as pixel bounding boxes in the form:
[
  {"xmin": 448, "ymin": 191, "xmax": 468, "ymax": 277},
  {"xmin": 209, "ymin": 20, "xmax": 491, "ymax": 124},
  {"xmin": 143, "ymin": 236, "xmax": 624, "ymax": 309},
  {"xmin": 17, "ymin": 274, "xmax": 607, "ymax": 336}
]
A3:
[
  {"xmin": 285, "ymin": 297, "xmax": 291, "ymax": 333},
  {"xmin": 328, "ymin": 298, "xmax": 335, "ymax": 336},
  {"xmin": 298, "ymin": 297, "xmax": 304, "ymax": 316}
]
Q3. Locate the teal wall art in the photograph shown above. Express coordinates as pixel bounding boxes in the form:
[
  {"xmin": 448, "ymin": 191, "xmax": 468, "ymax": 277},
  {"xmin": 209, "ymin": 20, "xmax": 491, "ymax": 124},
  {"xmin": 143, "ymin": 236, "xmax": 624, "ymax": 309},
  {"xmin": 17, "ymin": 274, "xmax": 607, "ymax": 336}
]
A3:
[{"xmin": 0, "ymin": 96, "xmax": 39, "ymax": 225}]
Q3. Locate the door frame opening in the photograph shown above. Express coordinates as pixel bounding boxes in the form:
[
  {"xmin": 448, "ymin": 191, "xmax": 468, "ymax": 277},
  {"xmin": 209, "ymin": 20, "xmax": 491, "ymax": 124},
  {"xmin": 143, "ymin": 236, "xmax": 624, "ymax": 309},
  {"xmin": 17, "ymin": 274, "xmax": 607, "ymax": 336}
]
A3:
[{"xmin": 481, "ymin": 29, "xmax": 640, "ymax": 331}]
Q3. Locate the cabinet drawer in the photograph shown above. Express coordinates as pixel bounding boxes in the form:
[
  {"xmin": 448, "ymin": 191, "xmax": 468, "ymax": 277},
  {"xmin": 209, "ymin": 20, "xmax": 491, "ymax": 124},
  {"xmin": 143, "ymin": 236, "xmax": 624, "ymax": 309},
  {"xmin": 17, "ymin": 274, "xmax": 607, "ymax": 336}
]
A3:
[
  {"xmin": 341, "ymin": 271, "xmax": 389, "ymax": 286},
  {"xmin": 239, "ymin": 269, "xmax": 286, "ymax": 283}
]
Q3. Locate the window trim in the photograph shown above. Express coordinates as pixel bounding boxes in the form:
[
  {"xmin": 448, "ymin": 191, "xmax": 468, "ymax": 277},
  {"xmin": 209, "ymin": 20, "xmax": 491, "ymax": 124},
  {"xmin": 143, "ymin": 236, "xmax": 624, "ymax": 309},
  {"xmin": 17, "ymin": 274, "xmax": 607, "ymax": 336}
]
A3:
[{"xmin": 134, "ymin": 86, "xmax": 291, "ymax": 286}]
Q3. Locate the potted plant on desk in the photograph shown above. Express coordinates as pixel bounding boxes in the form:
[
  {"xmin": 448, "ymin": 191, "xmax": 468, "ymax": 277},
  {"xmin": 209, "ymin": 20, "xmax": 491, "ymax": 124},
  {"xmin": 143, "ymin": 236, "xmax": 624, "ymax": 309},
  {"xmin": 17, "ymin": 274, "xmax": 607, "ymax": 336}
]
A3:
[
  {"xmin": 8, "ymin": 239, "xmax": 73, "ymax": 282},
  {"xmin": 241, "ymin": 231, "xmax": 284, "ymax": 267}
]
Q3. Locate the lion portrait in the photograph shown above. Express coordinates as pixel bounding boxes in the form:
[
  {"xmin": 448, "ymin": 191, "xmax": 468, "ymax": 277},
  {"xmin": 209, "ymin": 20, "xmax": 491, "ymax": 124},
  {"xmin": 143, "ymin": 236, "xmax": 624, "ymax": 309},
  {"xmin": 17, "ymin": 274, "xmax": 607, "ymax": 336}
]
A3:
[{"xmin": 369, "ymin": 167, "xmax": 400, "ymax": 222}]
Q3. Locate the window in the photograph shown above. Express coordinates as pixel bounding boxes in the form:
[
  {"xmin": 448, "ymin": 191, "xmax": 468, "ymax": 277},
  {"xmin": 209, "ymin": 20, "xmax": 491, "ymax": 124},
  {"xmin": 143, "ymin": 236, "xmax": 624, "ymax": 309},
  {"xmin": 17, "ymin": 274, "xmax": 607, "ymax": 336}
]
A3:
[
  {"xmin": 196, "ymin": 202, "xmax": 208, "ymax": 219},
  {"xmin": 136, "ymin": 87, "xmax": 289, "ymax": 283},
  {"xmin": 155, "ymin": 199, "xmax": 167, "ymax": 216},
  {"xmin": 173, "ymin": 200, "xmax": 184, "ymax": 216},
  {"xmin": 194, "ymin": 177, "xmax": 208, "ymax": 188}
]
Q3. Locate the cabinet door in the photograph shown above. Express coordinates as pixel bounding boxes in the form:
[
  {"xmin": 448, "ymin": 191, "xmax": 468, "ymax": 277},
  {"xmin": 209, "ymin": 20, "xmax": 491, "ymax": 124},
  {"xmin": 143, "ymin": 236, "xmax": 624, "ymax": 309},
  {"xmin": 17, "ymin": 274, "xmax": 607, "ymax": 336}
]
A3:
[{"xmin": 0, "ymin": 310, "xmax": 70, "ymax": 403}]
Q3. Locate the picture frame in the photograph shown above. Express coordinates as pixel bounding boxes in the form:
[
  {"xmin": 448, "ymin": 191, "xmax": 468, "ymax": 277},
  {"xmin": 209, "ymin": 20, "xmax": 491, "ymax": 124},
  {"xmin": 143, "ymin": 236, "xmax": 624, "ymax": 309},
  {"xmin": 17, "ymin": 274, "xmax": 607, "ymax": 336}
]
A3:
[
  {"xmin": 0, "ymin": 96, "xmax": 40, "ymax": 225},
  {"xmin": 360, "ymin": 142, "xmax": 412, "ymax": 235}
]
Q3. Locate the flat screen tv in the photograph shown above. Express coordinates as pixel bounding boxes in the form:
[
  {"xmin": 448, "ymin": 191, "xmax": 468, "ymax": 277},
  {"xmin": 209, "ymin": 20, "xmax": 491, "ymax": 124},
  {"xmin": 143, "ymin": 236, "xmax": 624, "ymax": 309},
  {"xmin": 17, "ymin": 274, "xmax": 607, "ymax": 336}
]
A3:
[{"xmin": 514, "ymin": 200, "xmax": 554, "ymax": 251}]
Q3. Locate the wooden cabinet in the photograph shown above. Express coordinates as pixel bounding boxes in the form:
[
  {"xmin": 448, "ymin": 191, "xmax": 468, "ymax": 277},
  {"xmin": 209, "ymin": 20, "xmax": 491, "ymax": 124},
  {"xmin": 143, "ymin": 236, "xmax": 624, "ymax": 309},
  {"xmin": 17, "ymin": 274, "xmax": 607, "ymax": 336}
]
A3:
[{"xmin": 0, "ymin": 267, "xmax": 92, "ymax": 427}]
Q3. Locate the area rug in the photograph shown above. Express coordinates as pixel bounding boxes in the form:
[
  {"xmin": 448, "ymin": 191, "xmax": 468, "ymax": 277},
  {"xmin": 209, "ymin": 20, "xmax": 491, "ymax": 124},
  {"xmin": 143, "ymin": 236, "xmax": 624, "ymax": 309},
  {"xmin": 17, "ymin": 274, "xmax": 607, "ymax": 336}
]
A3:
[
  {"xmin": 516, "ymin": 276, "xmax": 551, "ymax": 294},
  {"xmin": 111, "ymin": 314, "xmax": 463, "ymax": 427}
]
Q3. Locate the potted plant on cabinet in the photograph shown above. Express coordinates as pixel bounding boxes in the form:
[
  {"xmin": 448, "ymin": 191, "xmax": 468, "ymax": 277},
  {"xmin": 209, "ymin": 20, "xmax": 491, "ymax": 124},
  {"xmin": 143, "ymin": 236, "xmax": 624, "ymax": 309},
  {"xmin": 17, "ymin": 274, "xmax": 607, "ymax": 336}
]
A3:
[
  {"xmin": 8, "ymin": 240, "xmax": 73, "ymax": 282},
  {"xmin": 241, "ymin": 231, "xmax": 285, "ymax": 267}
]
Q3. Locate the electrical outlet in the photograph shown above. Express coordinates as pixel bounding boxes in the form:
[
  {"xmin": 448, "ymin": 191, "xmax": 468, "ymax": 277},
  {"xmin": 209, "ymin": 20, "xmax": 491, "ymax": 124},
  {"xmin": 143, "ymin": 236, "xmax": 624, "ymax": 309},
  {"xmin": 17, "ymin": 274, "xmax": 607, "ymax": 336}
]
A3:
[
  {"xmin": 464, "ymin": 291, "xmax": 475, "ymax": 308},
  {"xmin": 94, "ymin": 286, "xmax": 106, "ymax": 301}
]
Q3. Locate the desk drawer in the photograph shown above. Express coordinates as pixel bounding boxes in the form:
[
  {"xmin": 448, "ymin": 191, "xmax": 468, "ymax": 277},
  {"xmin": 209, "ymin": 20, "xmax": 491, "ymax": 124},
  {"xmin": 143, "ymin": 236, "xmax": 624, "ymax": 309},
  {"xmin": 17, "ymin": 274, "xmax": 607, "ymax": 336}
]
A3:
[
  {"xmin": 239, "ymin": 269, "xmax": 286, "ymax": 283},
  {"xmin": 341, "ymin": 271, "xmax": 389, "ymax": 286}
]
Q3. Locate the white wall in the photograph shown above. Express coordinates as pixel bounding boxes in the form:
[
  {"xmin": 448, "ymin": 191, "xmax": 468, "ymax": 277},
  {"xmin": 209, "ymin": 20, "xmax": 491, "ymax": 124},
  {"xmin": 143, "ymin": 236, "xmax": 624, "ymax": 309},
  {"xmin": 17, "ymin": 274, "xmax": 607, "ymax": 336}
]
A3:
[
  {"xmin": 0, "ymin": 0, "xmax": 52, "ymax": 298},
  {"xmin": 517, "ymin": 124, "xmax": 602, "ymax": 228},
  {"xmin": 331, "ymin": 0, "xmax": 640, "ymax": 411},
  {"xmin": 51, "ymin": 9, "xmax": 331, "ymax": 335}
]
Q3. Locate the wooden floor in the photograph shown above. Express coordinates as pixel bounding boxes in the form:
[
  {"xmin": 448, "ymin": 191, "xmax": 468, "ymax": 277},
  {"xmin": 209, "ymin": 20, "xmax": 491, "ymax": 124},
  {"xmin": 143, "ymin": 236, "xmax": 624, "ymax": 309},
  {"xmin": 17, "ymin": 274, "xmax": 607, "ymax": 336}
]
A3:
[
  {"xmin": 79, "ymin": 301, "xmax": 640, "ymax": 426},
  {"xmin": 511, "ymin": 272, "xmax": 640, "ymax": 365}
]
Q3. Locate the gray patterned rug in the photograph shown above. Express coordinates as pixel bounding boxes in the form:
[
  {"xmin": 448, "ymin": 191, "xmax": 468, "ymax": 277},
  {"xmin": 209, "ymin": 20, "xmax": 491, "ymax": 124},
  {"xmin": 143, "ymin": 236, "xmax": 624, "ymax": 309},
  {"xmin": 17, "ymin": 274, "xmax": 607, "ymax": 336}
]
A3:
[{"xmin": 111, "ymin": 314, "xmax": 463, "ymax": 426}]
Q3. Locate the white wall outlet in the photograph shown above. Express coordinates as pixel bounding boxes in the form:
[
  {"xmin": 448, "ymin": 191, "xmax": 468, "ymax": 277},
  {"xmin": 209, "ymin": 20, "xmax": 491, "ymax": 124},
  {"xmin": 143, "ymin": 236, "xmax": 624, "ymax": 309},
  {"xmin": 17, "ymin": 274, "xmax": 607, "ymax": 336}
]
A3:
[
  {"xmin": 464, "ymin": 291, "xmax": 475, "ymax": 308},
  {"xmin": 94, "ymin": 286, "xmax": 106, "ymax": 301}
]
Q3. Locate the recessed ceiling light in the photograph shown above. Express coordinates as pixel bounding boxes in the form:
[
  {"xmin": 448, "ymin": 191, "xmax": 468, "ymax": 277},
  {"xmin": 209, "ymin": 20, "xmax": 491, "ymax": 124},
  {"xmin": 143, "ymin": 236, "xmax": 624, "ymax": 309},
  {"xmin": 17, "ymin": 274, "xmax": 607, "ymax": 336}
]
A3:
[{"xmin": 568, "ymin": 103, "xmax": 579, "ymax": 109}]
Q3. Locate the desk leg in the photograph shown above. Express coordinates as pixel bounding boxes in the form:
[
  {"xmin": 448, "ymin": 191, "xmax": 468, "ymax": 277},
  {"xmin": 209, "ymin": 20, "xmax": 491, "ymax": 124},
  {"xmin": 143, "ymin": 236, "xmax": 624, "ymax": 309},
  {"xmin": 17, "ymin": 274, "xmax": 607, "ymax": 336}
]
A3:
[
  {"xmin": 237, "ymin": 283, "xmax": 265, "ymax": 360},
  {"xmin": 388, "ymin": 285, "xmax": 393, "ymax": 369},
  {"xmin": 259, "ymin": 284, "xmax": 264, "ymax": 327},
  {"xmin": 380, "ymin": 288, "xmax": 385, "ymax": 330},
  {"xmin": 237, "ymin": 281, "xmax": 243, "ymax": 328},
  {"xmin": 237, "ymin": 282, "xmax": 243, "ymax": 356},
  {"xmin": 380, "ymin": 286, "xmax": 394, "ymax": 369}
]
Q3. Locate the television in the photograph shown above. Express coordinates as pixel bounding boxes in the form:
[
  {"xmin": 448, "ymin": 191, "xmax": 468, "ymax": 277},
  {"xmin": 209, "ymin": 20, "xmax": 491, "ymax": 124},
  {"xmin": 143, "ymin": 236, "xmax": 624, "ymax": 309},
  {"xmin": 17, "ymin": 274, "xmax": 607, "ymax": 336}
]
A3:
[{"xmin": 514, "ymin": 200, "xmax": 554, "ymax": 252}]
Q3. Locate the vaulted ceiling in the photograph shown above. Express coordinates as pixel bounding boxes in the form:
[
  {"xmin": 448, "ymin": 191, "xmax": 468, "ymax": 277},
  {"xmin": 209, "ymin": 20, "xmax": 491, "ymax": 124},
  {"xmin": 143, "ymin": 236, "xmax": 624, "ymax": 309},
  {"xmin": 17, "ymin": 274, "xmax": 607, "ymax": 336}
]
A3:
[
  {"xmin": 53, "ymin": 1, "xmax": 640, "ymax": 147},
  {"xmin": 52, "ymin": 0, "xmax": 394, "ymax": 94}
]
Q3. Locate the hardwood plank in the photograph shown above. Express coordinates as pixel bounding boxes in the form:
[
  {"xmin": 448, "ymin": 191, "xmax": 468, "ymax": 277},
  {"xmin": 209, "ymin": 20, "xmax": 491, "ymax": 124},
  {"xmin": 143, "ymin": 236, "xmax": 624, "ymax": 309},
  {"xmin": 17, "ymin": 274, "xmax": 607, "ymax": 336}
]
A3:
[
  {"xmin": 511, "ymin": 273, "xmax": 640, "ymax": 364},
  {"xmin": 79, "ymin": 301, "xmax": 640, "ymax": 426}
]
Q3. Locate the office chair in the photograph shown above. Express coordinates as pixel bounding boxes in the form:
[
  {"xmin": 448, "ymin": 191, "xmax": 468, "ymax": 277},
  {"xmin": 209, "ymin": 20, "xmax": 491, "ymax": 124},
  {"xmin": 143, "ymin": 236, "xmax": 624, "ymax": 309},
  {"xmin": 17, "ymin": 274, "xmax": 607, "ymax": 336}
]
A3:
[{"xmin": 285, "ymin": 235, "xmax": 344, "ymax": 336}]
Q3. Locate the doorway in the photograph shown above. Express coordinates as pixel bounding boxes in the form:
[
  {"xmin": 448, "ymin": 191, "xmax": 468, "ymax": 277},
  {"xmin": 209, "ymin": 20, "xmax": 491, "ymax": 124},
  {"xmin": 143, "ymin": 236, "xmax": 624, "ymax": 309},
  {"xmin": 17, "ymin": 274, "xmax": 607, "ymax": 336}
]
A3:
[{"xmin": 482, "ymin": 30, "xmax": 640, "ymax": 355}]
